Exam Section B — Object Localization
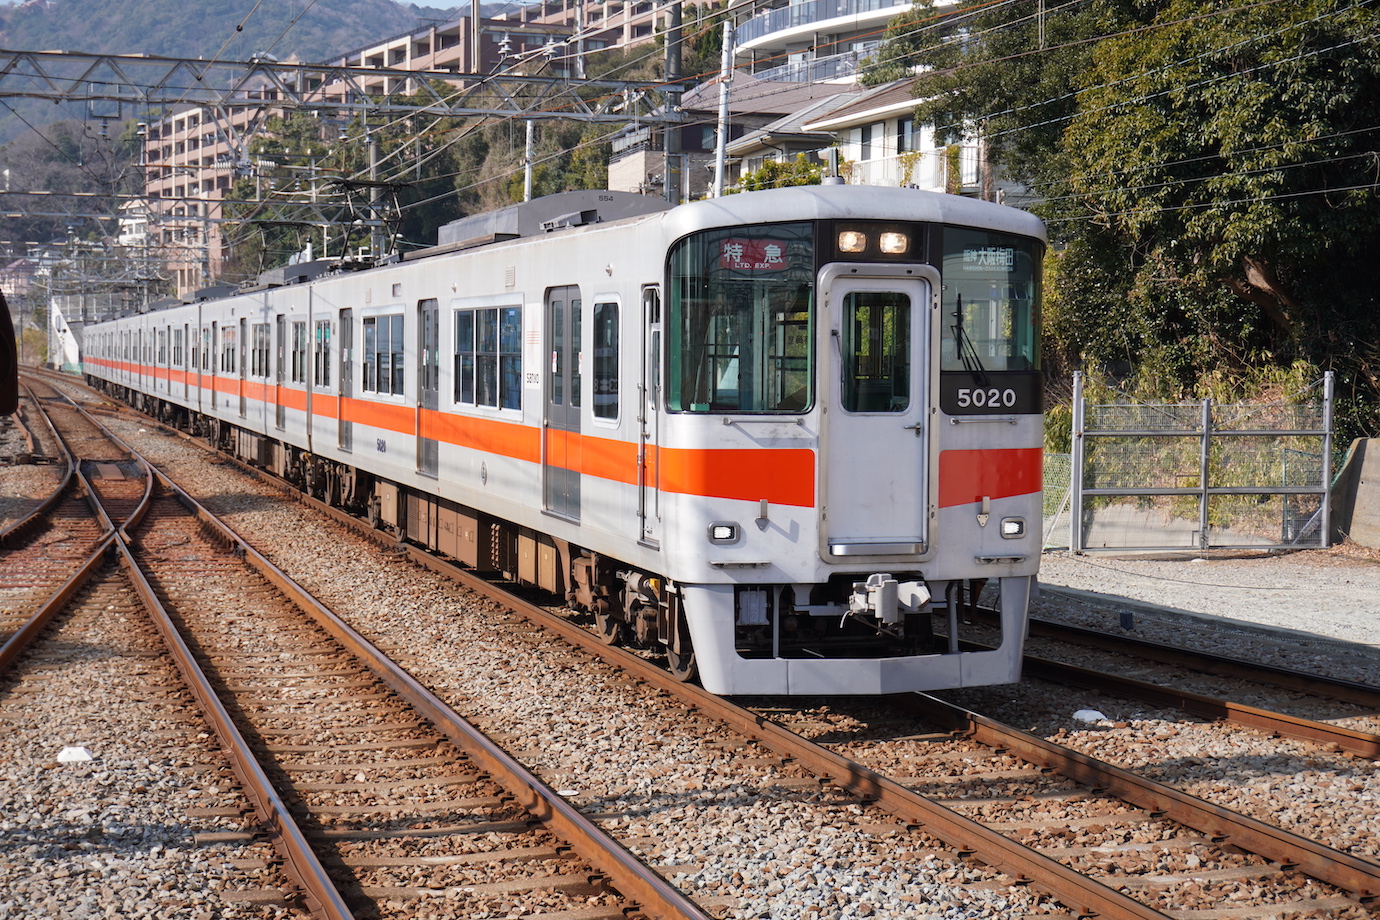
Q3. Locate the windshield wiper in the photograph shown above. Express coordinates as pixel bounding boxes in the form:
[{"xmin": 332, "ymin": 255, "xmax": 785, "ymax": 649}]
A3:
[{"xmin": 951, "ymin": 294, "xmax": 989, "ymax": 386}]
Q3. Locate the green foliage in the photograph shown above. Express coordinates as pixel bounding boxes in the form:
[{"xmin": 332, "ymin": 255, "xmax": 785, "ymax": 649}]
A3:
[
  {"xmin": 0, "ymin": 119, "xmax": 141, "ymax": 245},
  {"xmin": 1044, "ymin": 402, "xmax": 1072, "ymax": 454},
  {"xmin": 865, "ymin": 0, "xmax": 1106, "ymax": 187},
  {"xmin": 875, "ymin": 0, "xmax": 1380, "ymax": 436},
  {"xmin": 1052, "ymin": 0, "xmax": 1380, "ymax": 430},
  {"xmin": 736, "ymin": 154, "xmax": 823, "ymax": 191},
  {"xmin": 679, "ymin": 2, "xmax": 729, "ymax": 81}
]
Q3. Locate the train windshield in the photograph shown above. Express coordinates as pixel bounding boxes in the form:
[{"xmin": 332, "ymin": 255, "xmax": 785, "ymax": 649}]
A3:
[
  {"xmin": 667, "ymin": 222, "xmax": 814, "ymax": 413},
  {"xmin": 940, "ymin": 227, "xmax": 1042, "ymax": 372}
]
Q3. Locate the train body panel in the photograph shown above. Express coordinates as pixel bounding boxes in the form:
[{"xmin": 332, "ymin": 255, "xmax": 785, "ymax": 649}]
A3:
[{"xmin": 84, "ymin": 185, "xmax": 1046, "ymax": 696}]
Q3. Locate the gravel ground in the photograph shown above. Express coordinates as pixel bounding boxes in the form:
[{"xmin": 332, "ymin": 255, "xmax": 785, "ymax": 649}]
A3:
[
  {"xmin": 1039, "ymin": 547, "xmax": 1380, "ymax": 649},
  {"xmin": 12, "ymin": 380, "xmax": 1380, "ymax": 918},
  {"xmin": 0, "ymin": 577, "xmax": 303, "ymax": 920},
  {"xmin": 96, "ymin": 423, "xmax": 1060, "ymax": 919}
]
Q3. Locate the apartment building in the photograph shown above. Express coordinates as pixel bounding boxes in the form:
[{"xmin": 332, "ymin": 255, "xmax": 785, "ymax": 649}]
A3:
[{"xmin": 140, "ymin": 10, "xmax": 581, "ymax": 297}]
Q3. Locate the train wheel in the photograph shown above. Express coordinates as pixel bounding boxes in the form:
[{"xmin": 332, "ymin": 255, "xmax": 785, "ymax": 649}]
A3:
[
  {"xmin": 593, "ymin": 604, "xmax": 622, "ymax": 646},
  {"xmin": 667, "ymin": 647, "xmax": 697, "ymax": 682}
]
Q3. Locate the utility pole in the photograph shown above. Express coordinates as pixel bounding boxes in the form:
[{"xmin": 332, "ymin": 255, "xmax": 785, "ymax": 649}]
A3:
[
  {"xmin": 368, "ymin": 127, "xmax": 382, "ymax": 259},
  {"xmin": 664, "ymin": 0, "xmax": 683, "ymax": 205},
  {"xmin": 712, "ymin": 20, "xmax": 733, "ymax": 198},
  {"xmin": 524, "ymin": 120, "xmax": 534, "ymax": 202}
]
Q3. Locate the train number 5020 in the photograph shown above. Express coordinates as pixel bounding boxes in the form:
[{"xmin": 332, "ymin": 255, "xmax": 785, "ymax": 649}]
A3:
[{"xmin": 956, "ymin": 387, "xmax": 1017, "ymax": 409}]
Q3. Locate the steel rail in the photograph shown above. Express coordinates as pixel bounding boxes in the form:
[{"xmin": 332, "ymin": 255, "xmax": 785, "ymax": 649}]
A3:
[
  {"xmin": 134, "ymin": 460, "xmax": 713, "ymax": 920},
  {"xmin": 160, "ymin": 446, "xmax": 1167, "ymax": 919},
  {"xmin": 93, "ymin": 400, "xmax": 1370, "ymax": 919},
  {"xmin": 0, "ymin": 381, "xmax": 74, "ymax": 547},
  {"xmin": 111, "ymin": 487, "xmax": 354, "ymax": 920},
  {"xmin": 1021, "ymin": 653, "xmax": 1380, "ymax": 759},
  {"xmin": 1, "ymin": 385, "xmax": 123, "ymax": 674},
  {"xmin": 21, "ymin": 394, "xmax": 355, "ymax": 919},
  {"xmin": 896, "ymin": 693, "xmax": 1380, "ymax": 900},
  {"xmin": 0, "ymin": 533, "xmax": 113, "ymax": 674},
  {"xmin": 1024, "ymin": 607, "xmax": 1380, "ymax": 708}
]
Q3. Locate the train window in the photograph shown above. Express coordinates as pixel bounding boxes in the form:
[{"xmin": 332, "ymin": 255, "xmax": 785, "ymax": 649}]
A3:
[
  {"xmin": 668, "ymin": 222, "xmax": 814, "ymax": 413},
  {"xmin": 939, "ymin": 227, "xmax": 1042, "ymax": 373},
  {"xmin": 313, "ymin": 320, "xmax": 332, "ymax": 387},
  {"xmin": 157, "ymin": 329, "xmax": 167, "ymax": 366},
  {"xmin": 841, "ymin": 291, "xmax": 910, "ymax": 412},
  {"xmin": 290, "ymin": 321, "xmax": 308, "ymax": 383},
  {"xmin": 454, "ymin": 305, "xmax": 521, "ymax": 410},
  {"xmin": 173, "ymin": 329, "xmax": 184, "ymax": 367},
  {"xmin": 251, "ymin": 323, "xmax": 270, "ymax": 377},
  {"xmin": 362, "ymin": 315, "xmax": 405, "ymax": 396},
  {"xmin": 220, "ymin": 326, "xmax": 236, "ymax": 373},
  {"xmin": 593, "ymin": 302, "xmax": 618, "ymax": 420}
]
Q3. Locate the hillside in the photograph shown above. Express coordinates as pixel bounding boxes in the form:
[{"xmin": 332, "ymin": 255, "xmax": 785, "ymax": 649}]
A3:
[
  {"xmin": 0, "ymin": 0, "xmax": 470, "ymax": 145},
  {"xmin": 0, "ymin": 0, "xmax": 451, "ymax": 63}
]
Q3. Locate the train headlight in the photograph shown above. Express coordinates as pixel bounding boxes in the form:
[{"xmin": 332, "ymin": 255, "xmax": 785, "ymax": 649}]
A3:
[
  {"xmin": 709, "ymin": 523, "xmax": 740, "ymax": 544},
  {"xmin": 879, "ymin": 231, "xmax": 909, "ymax": 254},
  {"xmin": 838, "ymin": 230, "xmax": 867, "ymax": 253},
  {"xmin": 1000, "ymin": 517, "xmax": 1026, "ymax": 539}
]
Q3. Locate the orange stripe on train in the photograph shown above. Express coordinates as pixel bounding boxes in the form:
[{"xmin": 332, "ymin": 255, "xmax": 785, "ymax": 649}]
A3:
[{"xmin": 937, "ymin": 448, "xmax": 1042, "ymax": 508}]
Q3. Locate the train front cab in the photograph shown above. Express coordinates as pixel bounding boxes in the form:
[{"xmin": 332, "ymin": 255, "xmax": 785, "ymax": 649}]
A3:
[{"xmin": 663, "ymin": 207, "xmax": 1044, "ymax": 695}]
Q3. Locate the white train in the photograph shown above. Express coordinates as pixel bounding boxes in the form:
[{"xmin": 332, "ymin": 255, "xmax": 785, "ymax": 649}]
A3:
[{"xmin": 83, "ymin": 185, "xmax": 1045, "ymax": 695}]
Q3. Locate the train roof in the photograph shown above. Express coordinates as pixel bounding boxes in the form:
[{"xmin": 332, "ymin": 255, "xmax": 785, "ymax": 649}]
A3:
[
  {"xmin": 664, "ymin": 184, "xmax": 1048, "ymax": 244},
  {"xmin": 115, "ymin": 186, "xmax": 1045, "ymax": 317},
  {"xmin": 434, "ymin": 189, "xmax": 673, "ymax": 250}
]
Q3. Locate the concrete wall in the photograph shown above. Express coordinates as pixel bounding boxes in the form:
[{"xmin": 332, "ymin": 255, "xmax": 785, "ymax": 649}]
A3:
[{"xmin": 1332, "ymin": 439, "xmax": 1380, "ymax": 547}]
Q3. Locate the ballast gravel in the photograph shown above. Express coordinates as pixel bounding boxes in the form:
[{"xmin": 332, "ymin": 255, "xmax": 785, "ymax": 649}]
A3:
[
  {"xmin": 92, "ymin": 422, "xmax": 1058, "ymax": 919},
  {"xmin": 0, "ymin": 592, "xmax": 302, "ymax": 920},
  {"xmin": 8, "ymin": 392, "xmax": 1380, "ymax": 916}
]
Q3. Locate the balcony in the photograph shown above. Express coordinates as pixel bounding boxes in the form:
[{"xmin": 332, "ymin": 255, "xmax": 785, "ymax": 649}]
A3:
[
  {"xmin": 735, "ymin": 0, "xmax": 911, "ymax": 54},
  {"xmin": 752, "ymin": 46, "xmax": 875, "ymax": 83}
]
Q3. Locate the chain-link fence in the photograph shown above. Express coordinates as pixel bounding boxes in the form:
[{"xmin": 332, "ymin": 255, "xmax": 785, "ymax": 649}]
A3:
[
  {"xmin": 1066, "ymin": 372, "xmax": 1333, "ymax": 553},
  {"xmin": 1042, "ymin": 453, "xmax": 1073, "ymax": 550}
]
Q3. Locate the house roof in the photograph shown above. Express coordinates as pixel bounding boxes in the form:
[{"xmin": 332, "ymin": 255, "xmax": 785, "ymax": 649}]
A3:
[
  {"xmin": 801, "ymin": 79, "xmax": 918, "ymax": 132},
  {"xmin": 680, "ymin": 70, "xmax": 856, "ymax": 117},
  {"xmin": 725, "ymin": 91, "xmax": 862, "ymax": 155}
]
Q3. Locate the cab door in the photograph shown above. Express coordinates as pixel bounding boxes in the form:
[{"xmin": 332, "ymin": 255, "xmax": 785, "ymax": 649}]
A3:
[{"xmin": 820, "ymin": 266, "xmax": 934, "ymax": 556}]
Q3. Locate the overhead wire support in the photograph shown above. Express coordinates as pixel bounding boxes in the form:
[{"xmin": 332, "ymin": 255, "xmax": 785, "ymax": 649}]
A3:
[{"xmin": 0, "ymin": 49, "xmax": 681, "ymax": 124}]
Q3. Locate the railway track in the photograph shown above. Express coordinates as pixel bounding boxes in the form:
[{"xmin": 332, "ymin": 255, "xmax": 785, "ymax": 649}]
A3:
[
  {"xmin": 944, "ymin": 606, "xmax": 1380, "ymax": 760},
  {"xmin": 25, "ymin": 369, "xmax": 1380, "ymax": 919},
  {"xmin": 4, "ymin": 374, "xmax": 711, "ymax": 920},
  {"xmin": 0, "ymin": 560, "xmax": 308, "ymax": 916},
  {"xmin": 0, "ymin": 381, "xmax": 124, "ymax": 663},
  {"xmin": 158, "ymin": 452, "xmax": 1380, "ymax": 917}
]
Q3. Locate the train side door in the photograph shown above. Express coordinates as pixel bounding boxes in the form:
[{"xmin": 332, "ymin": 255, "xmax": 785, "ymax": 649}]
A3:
[
  {"xmin": 543, "ymin": 285, "xmax": 581, "ymax": 521},
  {"xmin": 209, "ymin": 321, "xmax": 219, "ymax": 410},
  {"xmin": 338, "ymin": 308, "xmax": 352, "ymax": 451},
  {"xmin": 274, "ymin": 314, "xmax": 286, "ymax": 429},
  {"xmin": 417, "ymin": 299, "xmax": 439, "ymax": 476},
  {"xmin": 238, "ymin": 318, "xmax": 248, "ymax": 417},
  {"xmin": 638, "ymin": 285, "xmax": 662, "ymax": 547},
  {"xmin": 820, "ymin": 267, "xmax": 933, "ymax": 556}
]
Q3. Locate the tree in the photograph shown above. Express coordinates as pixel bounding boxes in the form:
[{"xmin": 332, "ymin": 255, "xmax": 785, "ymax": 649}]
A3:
[
  {"xmin": 865, "ymin": 0, "xmax": 1108, "ymax": 189},
  {"xmin": 1052, "ymin": 0, "xmax": 1380, "ymax": 433},
  {"xmin": 0, "ymin": 120, "xmax": 137, "ymax": 246},
  {"xmin": 869, "ymin": 0, "xmax": 1380, "ymax": 436},
  {"xmin": 735, "ymin": 154, "xmax": 824, "ymax": 191}
]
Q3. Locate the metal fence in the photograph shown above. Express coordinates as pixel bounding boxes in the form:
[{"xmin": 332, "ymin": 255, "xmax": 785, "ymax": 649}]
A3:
[
  {"xmin": 1068, "ymin": 371, "xmax": 1334, "ymax": 552},
  {"xmin": 1042, "ymin": 453, "xmax": 1073, "ymax": 550}
]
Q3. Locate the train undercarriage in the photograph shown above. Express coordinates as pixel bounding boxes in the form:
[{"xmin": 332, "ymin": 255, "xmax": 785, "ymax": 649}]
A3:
[
  {"xmin": 96, "ymin": 382, "xmax": 701, "ymax": 681},
  {"xmin": 96, "ymin": 383, "xmax": 993, "ymax": 690}
]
